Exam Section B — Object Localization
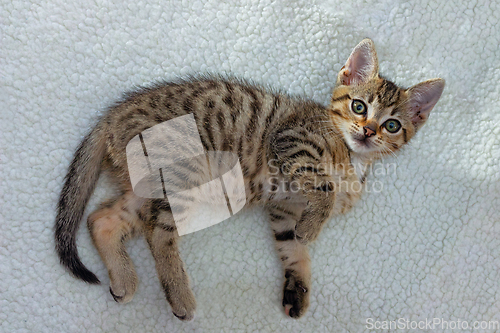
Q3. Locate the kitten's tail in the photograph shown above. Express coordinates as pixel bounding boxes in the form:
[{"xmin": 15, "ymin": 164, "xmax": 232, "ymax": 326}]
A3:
[{"xmin": 55, "ymin": 124, "xmax": 107, "ymax": 284}]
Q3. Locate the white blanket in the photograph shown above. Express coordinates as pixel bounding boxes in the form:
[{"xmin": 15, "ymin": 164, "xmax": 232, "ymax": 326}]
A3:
[{"xmin": 2, "ymin": 0, "xmax": 499, "ymax": 331}]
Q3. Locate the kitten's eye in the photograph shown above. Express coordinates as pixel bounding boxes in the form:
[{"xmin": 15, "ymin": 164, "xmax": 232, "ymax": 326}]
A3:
[
  {"xmin": 384, "ymin": 119, "xmax": 401, "ymax": 133},
  {"xmin": 351, "ymin": 100, "xmax": 366, "ymax": 115}
]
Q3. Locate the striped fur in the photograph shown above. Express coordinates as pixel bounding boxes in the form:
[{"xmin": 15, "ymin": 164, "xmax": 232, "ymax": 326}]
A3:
[{"xmin": 55, "ymin": 39, "xmax": 444, "ymax": 320}]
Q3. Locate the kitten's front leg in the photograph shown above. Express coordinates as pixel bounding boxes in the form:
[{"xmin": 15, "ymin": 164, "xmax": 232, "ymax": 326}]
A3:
[
  {"xmin": 266, "ymin": 202, "xmax": 311, "ymax": 318},
  {"xmin": 294, "ymin": 178, "xmax": 336, "ymax": 245},
  {"xmin": 295, "ymin": 203, "xmax": 333, "ymax": 245}
]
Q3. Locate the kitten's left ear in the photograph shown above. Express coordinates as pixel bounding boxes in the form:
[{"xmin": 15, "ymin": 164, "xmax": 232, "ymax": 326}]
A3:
[
  {"xmin": 338, "ymin": 38, "xmax": 379, "ymax": 86},
  {"xmin": 406, "ymin": 78, "xmax": 445, "ymax": 130}
]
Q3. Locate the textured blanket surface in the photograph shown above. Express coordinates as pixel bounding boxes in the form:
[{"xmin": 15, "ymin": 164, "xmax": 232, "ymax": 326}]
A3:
[{"xmin": 1, "ymin": 0, "xmax": 499, "ymax": 332}]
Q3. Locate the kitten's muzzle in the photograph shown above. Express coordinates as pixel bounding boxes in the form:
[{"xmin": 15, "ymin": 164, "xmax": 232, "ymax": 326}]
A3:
[{"xmin": 351, "ymin": 132, "xmax": 373, "ymax": 149}]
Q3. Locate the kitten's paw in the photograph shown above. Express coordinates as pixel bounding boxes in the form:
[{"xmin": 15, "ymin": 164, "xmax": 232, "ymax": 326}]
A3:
[
  {"xmin": 282, "ymin": 270, "xmax": 310, "ymax": 318},
  {"xmin": 169, "ymin": 286, "xmax": 197, "ymax": 321},
  {"xmin": 109, "ymin": 274, "xmax": 137, "ymax": 304},
  {"xmin": 295, "ymin": 233, "xmax": 308, "ymax": 245},
  {"xmin": 295, "ymin": 222, "xmax": 319, "ymax": 245}
]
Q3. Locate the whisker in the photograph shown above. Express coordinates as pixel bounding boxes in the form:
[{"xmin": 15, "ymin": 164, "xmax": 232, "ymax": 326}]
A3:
[
  {"xmin": 307, "ymin": 114, "xmax": 330, "ymax": 121},
  {"xmin": 312, "ymin": 120, "xmax": 334, "ymax": 124},
  {"xmin": 379, "ymin": 145, "xmax": 398, "ymax": 160}
]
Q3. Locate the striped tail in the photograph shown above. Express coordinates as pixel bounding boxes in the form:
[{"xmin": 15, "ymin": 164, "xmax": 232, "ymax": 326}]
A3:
[{"xmin": 55, "ymin": 125, "xmax": 107, "ymax": 284}]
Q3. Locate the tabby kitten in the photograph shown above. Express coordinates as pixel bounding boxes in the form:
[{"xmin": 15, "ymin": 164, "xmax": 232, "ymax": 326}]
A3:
[{"xmin": 55, "ymin": 39, "xmax": 444, "ymax": 320}]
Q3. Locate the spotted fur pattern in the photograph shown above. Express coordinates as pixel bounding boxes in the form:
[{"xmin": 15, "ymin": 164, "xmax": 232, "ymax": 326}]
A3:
[{"xmin": 55, "ymin": 39, "xmax": 444, "ymax": 320}]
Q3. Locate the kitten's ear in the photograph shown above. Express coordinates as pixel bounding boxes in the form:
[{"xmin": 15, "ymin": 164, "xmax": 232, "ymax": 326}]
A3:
[
  {"xmin": 406, "ymin": 78, "xmax": 445, "ymax": 130},
  {"xmin": 337, "ymin": 38, "xmax": 379, "ymax": 86}
]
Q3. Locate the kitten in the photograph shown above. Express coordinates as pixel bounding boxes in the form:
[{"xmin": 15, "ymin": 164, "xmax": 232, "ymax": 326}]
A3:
[{"xmin": 55, "ymin": 39, "xmax": 444, "ymax": 320}]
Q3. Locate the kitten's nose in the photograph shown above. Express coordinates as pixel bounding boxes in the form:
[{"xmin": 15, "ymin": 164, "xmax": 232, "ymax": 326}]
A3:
[{"xmin": 363, "ymin": 125, "xmax": 376, "ymax": 137}]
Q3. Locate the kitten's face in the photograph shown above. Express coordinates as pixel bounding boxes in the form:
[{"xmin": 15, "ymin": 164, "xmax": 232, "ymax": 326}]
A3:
[
  {"xmin": 329, "ymin": 77, "xmax": 415, "ymax": 158},
  {"xmin": 328, "ymin": 38, "xmax": 444, "ymax": 159}
]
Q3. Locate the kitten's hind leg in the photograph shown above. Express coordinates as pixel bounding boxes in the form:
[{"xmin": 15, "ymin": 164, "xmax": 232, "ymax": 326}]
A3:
[
  {"xmin": 87, "ymin": 192, "xmax": 143, "ymax": 304},
  {"xmin": 266, "ymin": 202, "xmax": 311, "ymax": 318},
  {"xmin": 143, "ymin": 199, "xmax": 196, "ymax": 321}
]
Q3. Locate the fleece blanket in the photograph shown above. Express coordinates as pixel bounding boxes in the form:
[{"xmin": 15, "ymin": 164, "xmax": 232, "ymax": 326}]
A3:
[{"xmin": 1, "ymin": 0, "xmax": 499, "ymax": 332}]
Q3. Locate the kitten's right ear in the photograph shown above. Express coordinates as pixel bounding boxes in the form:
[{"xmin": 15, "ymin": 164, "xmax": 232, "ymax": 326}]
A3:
[
  {"xmin": 406, "ymin": 78, "xmax": 445, "ymax": 130},
  {"xmin": 337, "ymin": 38, "xmax": 379, "ymax": 86}
]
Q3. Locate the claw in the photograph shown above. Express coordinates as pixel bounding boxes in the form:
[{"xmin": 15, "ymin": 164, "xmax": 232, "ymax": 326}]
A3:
[{"xmin": 284, "ymin": 304, "xmax": 292, "ymax": 317}]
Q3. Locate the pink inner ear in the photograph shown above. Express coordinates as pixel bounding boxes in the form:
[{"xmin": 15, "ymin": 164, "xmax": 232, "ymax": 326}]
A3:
[
  {"xmin": 339, "ymin": 67, "xmax": 354, "ymax": 85},
  {"xmin": 339, "ymin": 41, "xmax": 378, "ymax": 86},
  {"xmin": 410, "ymin": 105, "xmax": 429, "ymax": 124},
  {"xmin": 408, "ymin": 79, "xmax": 445, "ymax": 127}
]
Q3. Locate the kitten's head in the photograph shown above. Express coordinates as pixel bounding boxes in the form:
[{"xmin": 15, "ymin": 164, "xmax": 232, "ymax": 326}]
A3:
[{"xmin": 328, "ymin": 38, "xmax": 445, "ymax": 159}]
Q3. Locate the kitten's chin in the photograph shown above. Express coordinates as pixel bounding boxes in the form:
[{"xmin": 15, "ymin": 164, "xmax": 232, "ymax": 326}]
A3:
[{"xmin": 346, "ymin": 137, "xmax": 377, "ymax": 155}]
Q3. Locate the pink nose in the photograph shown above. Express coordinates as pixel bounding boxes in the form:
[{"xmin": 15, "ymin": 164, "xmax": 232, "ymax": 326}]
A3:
[{"xmin": 363, "ymin": 126, "xmax": 375, "ymax": 137}]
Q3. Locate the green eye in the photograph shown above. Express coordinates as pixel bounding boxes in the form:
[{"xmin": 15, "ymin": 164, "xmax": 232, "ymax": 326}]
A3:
[
  {"xmin": 384, "ymin": 119, "xmax": 401, "ymax": 133},
  {"xmin": 351, "ymin": 100, "xmax": 366, "ymax": 115}
]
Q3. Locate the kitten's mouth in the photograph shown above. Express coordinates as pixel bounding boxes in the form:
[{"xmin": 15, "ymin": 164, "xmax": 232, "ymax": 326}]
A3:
[
  {"xmin": 348, "ymin": 135, "xmax": 377, "ymax": 154},
  {"xmin": 352, "ymin": 136, "xmax": 371, "ymax": 148},
  {"xmin": 341, "ymin": 130, "xmax": 375, "ymax": 153}
]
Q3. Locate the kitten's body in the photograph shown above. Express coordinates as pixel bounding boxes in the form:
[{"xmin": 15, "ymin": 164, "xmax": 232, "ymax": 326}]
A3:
[{"xmin": 55, "ymin": 39, "xmax": 444, "ymax": 320}]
